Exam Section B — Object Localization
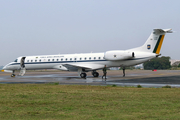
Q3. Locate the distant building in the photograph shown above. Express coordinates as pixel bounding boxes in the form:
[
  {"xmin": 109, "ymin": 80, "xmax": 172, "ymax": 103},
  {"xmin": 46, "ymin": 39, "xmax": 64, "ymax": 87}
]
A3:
[
  {"xmin": 109, "ymin": 64, "xmax": 144, "ymax": 70},
  {"xmin": 134, "ymin": 64, "xmax": 144, "ymax": 69},
  {"xmin": 170, "ymin": 60, "xmax": 180, "ymax": 67},
  {"xmin": 109, "ymin": 67, "xmax": 120, "ymax": 70},
  {"xmin": 170, "ymin": 59, "xmax": 179, "ymax": 65}
]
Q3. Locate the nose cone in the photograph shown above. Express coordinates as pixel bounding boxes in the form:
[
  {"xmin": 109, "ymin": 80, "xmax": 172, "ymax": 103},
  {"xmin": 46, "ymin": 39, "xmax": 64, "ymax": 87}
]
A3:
[
  {"xmin": 1, "ymin": 65, "xmax": 8, "ymax": 71},
  {"xmin": 1, "ymin": 66, "xmax": 6, "ymax": 72},
  {"xmin": 1, "ymin": 65, "xmax": 13, "ymax": 73}
]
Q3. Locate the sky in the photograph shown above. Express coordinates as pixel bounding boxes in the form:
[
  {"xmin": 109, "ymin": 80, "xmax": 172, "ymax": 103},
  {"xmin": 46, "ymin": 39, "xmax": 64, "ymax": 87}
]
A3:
[{"xmin": 0, "ymin": 0, "xmax": 180, "ymax": 65}]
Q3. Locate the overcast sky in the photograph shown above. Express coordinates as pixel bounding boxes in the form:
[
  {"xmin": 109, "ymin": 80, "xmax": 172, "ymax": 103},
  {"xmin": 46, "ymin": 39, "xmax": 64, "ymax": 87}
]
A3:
[{"xmin": 0, "ymin": 0, "xmax": 179, "ymax": 65}]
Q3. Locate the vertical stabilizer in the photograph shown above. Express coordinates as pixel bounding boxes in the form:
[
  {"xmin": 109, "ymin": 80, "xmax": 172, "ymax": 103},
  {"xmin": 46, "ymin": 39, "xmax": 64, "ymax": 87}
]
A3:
[{"xmin": 128, "ymin": 29, "xmax": 172, "ymax": 54}]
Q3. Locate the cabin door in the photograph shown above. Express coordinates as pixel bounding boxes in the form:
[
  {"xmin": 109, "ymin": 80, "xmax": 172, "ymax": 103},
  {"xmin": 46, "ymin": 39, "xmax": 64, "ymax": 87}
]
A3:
[{"xmin": 20, "ymin": 57, "xmax": 26, "ymax": 68}]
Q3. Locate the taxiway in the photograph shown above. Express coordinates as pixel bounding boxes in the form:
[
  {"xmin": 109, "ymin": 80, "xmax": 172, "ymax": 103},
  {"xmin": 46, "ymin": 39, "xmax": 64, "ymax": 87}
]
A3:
[{"xmin": 0, "ymin": 70, "xmax": 180, "ymax": 88}]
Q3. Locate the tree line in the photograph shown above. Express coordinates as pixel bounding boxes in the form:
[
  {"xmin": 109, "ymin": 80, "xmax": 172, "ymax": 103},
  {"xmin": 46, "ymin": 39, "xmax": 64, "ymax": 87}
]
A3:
[{"xmin": 143, "ymin": 56, "xmax": 171, "ymax": 70}]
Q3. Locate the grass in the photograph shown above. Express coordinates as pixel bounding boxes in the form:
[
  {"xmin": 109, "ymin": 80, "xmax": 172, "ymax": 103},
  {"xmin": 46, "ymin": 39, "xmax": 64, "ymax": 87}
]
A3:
[{"xmin": 0, "ymin": 84, "xmax": 180, "ymax": 120}]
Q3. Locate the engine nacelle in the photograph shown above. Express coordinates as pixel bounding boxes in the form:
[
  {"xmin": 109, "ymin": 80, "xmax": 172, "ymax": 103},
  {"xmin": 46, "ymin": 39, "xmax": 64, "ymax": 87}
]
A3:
[{"xmin": 104, "ymin": 50, "xmax": 134, "ymax": 61}]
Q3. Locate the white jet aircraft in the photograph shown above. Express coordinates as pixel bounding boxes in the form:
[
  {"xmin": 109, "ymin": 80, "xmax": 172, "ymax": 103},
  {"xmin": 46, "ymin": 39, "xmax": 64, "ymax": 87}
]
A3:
[{"xmin": 1, "ymin": 28, "xmax": 172, "ymax": 78}]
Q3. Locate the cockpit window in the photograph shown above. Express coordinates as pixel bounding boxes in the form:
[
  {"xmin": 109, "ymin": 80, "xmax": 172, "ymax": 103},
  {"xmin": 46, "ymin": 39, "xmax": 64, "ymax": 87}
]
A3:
[{"xmin": 14, "ymin": 59, "xmax": 18, "ymax": 62}]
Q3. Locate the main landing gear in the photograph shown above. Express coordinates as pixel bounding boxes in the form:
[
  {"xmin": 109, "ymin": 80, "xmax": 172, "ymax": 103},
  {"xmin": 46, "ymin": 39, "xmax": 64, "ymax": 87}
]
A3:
[
  {"xmin": 92, "ymin": 71, "xmax": 99, "ymax": 77},
  {"xmin": 80, "ymin": 71, "xmax": 99, "ymax": 78},
  {"xmin": 80, "ymin": 73, "xmax": 87, "ymax": 78},
  {"xmin": 11, "ymin": 70, "xmax": 16, "ymax": 77}
]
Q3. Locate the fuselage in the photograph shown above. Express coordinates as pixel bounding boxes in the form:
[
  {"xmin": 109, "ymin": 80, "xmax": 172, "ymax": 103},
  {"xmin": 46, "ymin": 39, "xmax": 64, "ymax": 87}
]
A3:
[{"xmin": 3, "ymin": 51, "xmax": 156, "ymax": 71}]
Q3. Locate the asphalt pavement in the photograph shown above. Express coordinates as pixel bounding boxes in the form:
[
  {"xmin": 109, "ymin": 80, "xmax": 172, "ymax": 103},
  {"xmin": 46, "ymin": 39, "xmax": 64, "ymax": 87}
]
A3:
[{"xmin": 0, "ymin": 70, "xmax": 180, "ymax": 88}]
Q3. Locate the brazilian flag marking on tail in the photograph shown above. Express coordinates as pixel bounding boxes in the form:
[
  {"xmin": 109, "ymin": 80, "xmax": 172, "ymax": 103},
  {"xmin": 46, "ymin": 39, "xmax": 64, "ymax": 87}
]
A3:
[{"xmin": 153, "ymin": 35, "xmax": 165, "ymax": 54}]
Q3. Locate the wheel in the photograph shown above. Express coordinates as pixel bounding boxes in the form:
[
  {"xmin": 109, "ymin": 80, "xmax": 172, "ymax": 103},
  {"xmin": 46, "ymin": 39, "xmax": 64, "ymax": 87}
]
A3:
[
  {"xmin": 80, "ymin": 73, "xmax": 87, "ymax": 78},
  {"xmin": 93, "ymin": 72, "xmax": 99, "ymax": 77},
  {"xmin": 11, "ymin": 74, "xmax": 15, "ymax": 77}
]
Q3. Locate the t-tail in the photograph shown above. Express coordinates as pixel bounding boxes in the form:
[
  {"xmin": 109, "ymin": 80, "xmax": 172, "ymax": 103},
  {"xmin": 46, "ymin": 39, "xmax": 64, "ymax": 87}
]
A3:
[{"xmin": 129, "ymin": 28, "xmax": 173, "ymax": 54}]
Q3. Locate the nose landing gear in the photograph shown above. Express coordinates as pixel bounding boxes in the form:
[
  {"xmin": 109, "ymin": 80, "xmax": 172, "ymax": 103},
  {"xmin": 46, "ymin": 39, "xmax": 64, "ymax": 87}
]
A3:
[
  {"xmin": 11, "ymin": 74, "xmax": 15, "ymax": 77},
  {"xmin": 11, "ymin": 70, "xmax": 16, "ymax": 77}
]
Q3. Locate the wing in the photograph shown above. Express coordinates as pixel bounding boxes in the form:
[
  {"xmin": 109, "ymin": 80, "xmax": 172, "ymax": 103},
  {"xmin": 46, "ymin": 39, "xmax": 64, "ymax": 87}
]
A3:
[{"xmin": 58, "ymin": 63, "xmax": 105, "ymax": 71}]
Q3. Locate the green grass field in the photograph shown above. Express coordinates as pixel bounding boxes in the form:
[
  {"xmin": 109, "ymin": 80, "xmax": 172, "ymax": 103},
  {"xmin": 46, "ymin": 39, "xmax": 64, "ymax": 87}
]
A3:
[{"xmin": 0, "ymin": 84, "xmax": 180, "ymax": 120}]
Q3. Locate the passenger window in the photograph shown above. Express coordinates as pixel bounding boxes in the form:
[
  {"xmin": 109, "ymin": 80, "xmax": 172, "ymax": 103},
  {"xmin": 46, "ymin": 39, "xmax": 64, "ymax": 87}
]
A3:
[
  {"xmin": 70, "ymin": 58, "xmax": 72, "ymax": 61},
  {"xmin": 94, "ymin": 57, "xmax": 96, "ymax": 60},
  {"xmin": 48, "ymin": 59, "xmax": 50, "ymax": 61},
  {"xmin": 66, "ymin": 58, "xmax": 68, "ymax": 61},
  {"xmin": 35, "ymin": 60, "xmax": 37, "ymax": 62},
  {"xmin": 99, "ymin": 57, "xmax": 101, "ymax": 59},
  {"xmin": 27, "ymin": 60, "xmax": 29, "ymax": 62},
  {"xmin": 57, "ymin": 59, "xmax": 59, "ymax": 61},
  {"xmin": 52, "ymin": 59, "xmax": 54, "ymax": 61},
  {"xmin": 31, "ymin": 60, "xmax": 33, "ymax": 62},
  {"xmin": 61, "ymin": 58, "xmax": 63, "ymax": 61},
  {"xmin": 39, "ymin": 59, "xmax": 41, "ymax": 62},
  {"xmin": 80, "ymin": 58, "xmax": 82, "ymax": 60},
  {"xmin": 74, "ymin": 58, "xmax": 77, "ymax": 61},
  {"xmin": 89, "ymin": 57, "xmax": 91, "ymax": 60},
  {"xmin": 85, "ymin": 57, "xmax": 87, "ymax": 60}
]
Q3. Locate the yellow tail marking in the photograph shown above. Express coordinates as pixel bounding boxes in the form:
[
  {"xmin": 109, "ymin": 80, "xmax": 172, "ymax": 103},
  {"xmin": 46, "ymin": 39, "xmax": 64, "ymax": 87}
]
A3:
[
  {"xmin": 1, "ymin": 70, "xmax": 4, "ymax": 72},
  {"xmin": 156, "ymin": 35, "xmax": 165, "ymax": 54}
]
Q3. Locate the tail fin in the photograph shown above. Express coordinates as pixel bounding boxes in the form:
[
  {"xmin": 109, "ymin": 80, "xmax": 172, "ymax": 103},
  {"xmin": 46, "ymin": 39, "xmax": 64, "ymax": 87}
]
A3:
[{"xmin": 129, "ymin": 28, "xmax": 172, "ymax": 54}]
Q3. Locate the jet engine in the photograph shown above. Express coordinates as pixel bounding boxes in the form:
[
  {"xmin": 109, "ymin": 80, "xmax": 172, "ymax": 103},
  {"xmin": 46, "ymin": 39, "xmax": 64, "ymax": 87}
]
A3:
[{"xmin": 104, "ymin": 50, "xmax": 134, "ymax": 61}]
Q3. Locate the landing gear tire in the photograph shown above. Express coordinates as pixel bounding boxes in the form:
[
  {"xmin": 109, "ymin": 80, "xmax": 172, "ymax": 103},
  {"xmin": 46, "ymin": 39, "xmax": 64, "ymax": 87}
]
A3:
[
  {"xmin": 11, "ymin": 74, "xmax": 15, "ymax": 77},
  {"xmin": 92, "ymin": 72, "xmax": 99, "ymax": 77},
  {"xmin": 80, "ymin": 73, "xmax": 87, "ymax": 78}
]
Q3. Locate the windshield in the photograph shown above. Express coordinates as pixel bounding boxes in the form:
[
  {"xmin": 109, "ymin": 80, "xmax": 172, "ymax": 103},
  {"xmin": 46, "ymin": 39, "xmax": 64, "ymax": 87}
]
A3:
[{"xmin": 14, "ymin": 59, "xmax": 18, "ymax": 62}]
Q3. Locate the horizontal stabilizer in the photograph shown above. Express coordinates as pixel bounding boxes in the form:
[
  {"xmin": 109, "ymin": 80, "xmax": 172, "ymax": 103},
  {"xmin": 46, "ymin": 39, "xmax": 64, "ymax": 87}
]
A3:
[{"xmin": 153, "ymin": 28, "xmax": 173, "ymax": 34}]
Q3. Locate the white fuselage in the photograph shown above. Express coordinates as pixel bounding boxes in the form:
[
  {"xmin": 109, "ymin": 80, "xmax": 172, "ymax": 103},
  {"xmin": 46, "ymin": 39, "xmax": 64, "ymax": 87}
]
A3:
[{"xmin": 3, "ymin": 51, "xmax": 156, "ymax": 71}]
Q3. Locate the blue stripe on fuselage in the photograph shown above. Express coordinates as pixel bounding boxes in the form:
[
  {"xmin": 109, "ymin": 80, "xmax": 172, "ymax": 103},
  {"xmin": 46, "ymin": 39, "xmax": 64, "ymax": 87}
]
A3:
[
  {"xmin": 8, "ymin": 57, "xmax": 150, "ymax": 66},
  {"xmin": 9, "ymin": 60, "xmax": 107, "ymax": 66}
]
